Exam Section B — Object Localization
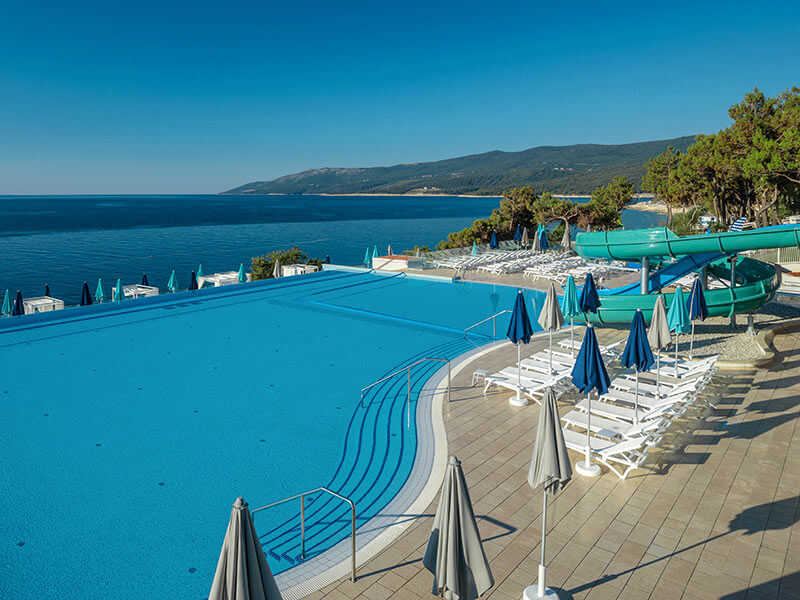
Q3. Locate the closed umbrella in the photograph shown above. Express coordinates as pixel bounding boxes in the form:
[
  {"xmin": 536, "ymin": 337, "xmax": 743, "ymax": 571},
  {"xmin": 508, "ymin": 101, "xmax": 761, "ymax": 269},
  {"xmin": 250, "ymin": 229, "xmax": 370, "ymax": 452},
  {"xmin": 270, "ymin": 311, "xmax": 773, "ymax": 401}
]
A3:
[
  {"xmin": 620, "ymin": 309, "xmax": 655, "ymax": 424},
  {"xmin": 363, "ymin": 247, "xmax": 370, "ymax": 266},
  {"xmin": 561, "ymin": 226, "xmax": 571, "ymax": 250},
  {"xmin": 472, "ymin": 241, "xmax": 479, "ymax": 256},
  {"xmin": 272, "ymin": 260, "xmax": 281, "ymax": 279},
  {"xmin": 208, "ymin": 497, "xmax": 282, "ymax": 600},
  {"xmin": 197, "ymin": 264, "xmax": 204, "ymax": 279},
  {"xmin": 539, "ymin": 228, "xmax": 548, "ymax": 251},
  {"xmin": 45, "ymin": 284, "xmax": 50, "ymax": 297},
  {"xmin": 538, "ymin": 282, "xmax": 564, "ymax": 373},
  {"xmin": 113, "ymin": 279, "xmax": 124, "ymax": 302},
  {"xmin": 388, "ymin": 244, "xmax": 393, "ymax": 255},
  {"xmin": 526, "ymin": 388, "xmax": 572, "ymax": 599},
  {"xmin": 560, "ymin": 276, "xmax": 581, "ymax": 358},
  {"xmin": 490, "ymin": 230, "xmax": 499, "ymax": 250},
  {"xmin": 513, "ymin": 225, "xmax": 522, "ymax": 244},
  {"xmin": 532, "ymin": 229, "xmax": 541, "ymax": 252},
  {"xmin": 95, "ymin": 279, "xmax": 105, "ymax": 303},
  {"xmin": 687, "ymin": 279, "xmax": 708, "ymax": 360},
  {"xmin": 238, "ymin": 263, "xmax": 246, "ymax": 283},
  {"xmin": 80, "ymin": 282, "xmax": 93, "ymax": 306},
  {"xmin": 190, "ymin": 271, "xmax": 199, "ymax": 290},
  {"xmin": 579, "ymin": 273, "xmax": 601, "ymax": 323},
  {"xmin": 648, "ymin": 294, "xmax": 671, "ymax": 397},
  {"xmin": 142, "ymin": 273, "xmax": 149, "ymax": 287},
  {"xmin": 423, "ymin": 456, "xmax": 493, "ymax": 600},
  {"xmin": 507, "ymin": 290, "xmax": 535, "ymax": 407},
  {"xmin": 521, "ymin": 227, "xmax": 529, "ymax": 247},
  {"xmin": 12, "ymin": 290, "xmax": 24, "ymax": 316},
  {"xmin": 570, "ymin": 325, "xmax": 610, "ymax": 477},
  {"xmin": 667, "ymin": 287, "xmax": 691, "ymax": 368},
  {"xmin": 167, "ymin": 271, "xmax": 178, "ymax": 293},
  {"xmin": 2, "ymin": 289, "xmax": 10, "ymax": 316},
  {"xmin": 372, "ymin": 245, "xmax": 379, "ymax": 263}
]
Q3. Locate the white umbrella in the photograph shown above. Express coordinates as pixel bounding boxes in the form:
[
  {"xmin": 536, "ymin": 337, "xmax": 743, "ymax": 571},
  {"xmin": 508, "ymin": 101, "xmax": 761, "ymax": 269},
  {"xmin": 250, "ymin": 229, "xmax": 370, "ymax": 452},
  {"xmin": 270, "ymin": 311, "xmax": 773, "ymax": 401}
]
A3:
[
  {"xmin": 537, "ymin": 283, "xmax": 564, "ymax": 373},
  {"xmin": 647, "ymin": 295, "xmax": 671, "ymax": 397},
  {"xmin": 272, "ymin": 259, "xmax": 281, "ymax": 279},
  {"xmin": 521, "ymin": 227, "xmax": 530, "ymax": 247},
  {"xmin": 525, "ymin": 388, "xmax": 572, "ymax": 599},
  {"xmin": 208, "ymin": 497, "xmax": 282, "ymax": 600}
]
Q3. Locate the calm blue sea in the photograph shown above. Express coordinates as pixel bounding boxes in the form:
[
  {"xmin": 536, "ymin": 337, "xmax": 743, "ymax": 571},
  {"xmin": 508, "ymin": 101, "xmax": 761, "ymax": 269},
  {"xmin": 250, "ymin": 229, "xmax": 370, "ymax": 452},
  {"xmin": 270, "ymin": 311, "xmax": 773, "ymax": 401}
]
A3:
[{"xmin": 0, "ymin": 194, "xmax": 663, "ymax": 303}]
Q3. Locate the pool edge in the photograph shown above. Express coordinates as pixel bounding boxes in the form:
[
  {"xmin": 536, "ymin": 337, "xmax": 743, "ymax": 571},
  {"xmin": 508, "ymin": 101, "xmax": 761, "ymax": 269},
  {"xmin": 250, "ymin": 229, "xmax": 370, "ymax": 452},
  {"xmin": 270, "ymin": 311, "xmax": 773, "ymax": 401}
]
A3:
[{"xmin": 274, "ymin": 339, "xmax": 505, "ymax": 598}]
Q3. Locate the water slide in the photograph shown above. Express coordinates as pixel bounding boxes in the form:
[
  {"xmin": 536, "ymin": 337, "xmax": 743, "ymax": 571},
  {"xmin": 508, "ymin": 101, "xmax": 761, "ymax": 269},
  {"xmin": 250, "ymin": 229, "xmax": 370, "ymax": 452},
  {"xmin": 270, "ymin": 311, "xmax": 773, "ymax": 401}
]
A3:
[{"xmin": 572, "ymin": 225, "xmax": 800, "ymax": 323}]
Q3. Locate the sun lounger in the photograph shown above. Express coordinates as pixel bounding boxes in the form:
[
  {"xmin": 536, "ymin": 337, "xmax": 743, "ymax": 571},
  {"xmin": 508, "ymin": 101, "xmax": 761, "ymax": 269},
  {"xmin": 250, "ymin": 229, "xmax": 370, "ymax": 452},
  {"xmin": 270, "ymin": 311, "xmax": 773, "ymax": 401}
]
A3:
[
  {"xmin": 575, "ymin": 396, "xmax": 682, "ymax": 424},
  {"xmin": 561, "ymin": 410, "xmax": 667, "ymax": 440},
  {"xmin": 482, "ymin": 371, "xmax": 568, "ymax": 404},
  {"xmin": 562, "ymin": 429, "xmax": 661, "ymax": 479}
]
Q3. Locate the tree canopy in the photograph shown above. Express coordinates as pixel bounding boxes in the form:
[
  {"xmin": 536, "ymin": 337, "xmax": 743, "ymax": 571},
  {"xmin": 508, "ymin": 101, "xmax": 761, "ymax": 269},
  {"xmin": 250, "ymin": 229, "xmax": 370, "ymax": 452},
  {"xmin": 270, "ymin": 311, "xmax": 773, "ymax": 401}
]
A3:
[{"xmin": 642, "ymin": 87, "xmax": 800, "ymax": 226}]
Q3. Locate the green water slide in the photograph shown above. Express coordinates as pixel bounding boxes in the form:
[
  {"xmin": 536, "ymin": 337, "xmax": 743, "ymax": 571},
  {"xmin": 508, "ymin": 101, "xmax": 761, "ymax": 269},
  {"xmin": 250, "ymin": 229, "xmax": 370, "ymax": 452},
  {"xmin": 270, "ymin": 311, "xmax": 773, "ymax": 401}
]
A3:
[{"xmin": 572, "ymin": 225, "xmax": 800, "ymax": 323}]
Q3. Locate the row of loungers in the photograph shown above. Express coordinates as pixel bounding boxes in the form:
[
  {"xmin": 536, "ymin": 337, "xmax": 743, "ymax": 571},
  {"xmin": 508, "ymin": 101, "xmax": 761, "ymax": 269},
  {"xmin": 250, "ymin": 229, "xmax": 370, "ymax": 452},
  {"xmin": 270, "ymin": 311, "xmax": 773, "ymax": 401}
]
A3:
[{"xmin": 480, "ymin": 335, "xmax": 718, "ymax": 479}]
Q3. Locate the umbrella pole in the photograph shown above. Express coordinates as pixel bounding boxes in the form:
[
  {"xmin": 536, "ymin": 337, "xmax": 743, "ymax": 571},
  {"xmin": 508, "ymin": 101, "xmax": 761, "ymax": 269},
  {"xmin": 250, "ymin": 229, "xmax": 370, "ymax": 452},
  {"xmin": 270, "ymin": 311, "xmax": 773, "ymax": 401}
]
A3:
[
  {"xmin": 675, "ymin": 333, "xmax": 679, "ymax": 369},
  {"xmin": 517, "ymin": 343, "xmax": 522, "ymax": 404},
  {"xmin": 549, "ymin": 330, "xmax": 553, "ymax": 373},
  {"xmin": 656, "ymin": 351, "xmax": 661, "ymax": 398},
  {"xmin": 570, "ymin": 316, "xmax": 575, "ymax": 359},
  {"xmin": 690, "ymin": 323, "xmax": 695, "ymax": 361},
  {"xmin": 539, "ymin": 489, "xmax": 548, "ymax": 598}
]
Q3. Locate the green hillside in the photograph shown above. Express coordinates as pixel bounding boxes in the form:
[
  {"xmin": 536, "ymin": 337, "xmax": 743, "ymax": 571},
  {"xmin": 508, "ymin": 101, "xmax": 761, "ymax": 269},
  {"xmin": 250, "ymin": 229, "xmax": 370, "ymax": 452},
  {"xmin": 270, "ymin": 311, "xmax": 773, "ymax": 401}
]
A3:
[{"xmin": 223, "ymin": 136, "xmax": 695, "ymax": 196}]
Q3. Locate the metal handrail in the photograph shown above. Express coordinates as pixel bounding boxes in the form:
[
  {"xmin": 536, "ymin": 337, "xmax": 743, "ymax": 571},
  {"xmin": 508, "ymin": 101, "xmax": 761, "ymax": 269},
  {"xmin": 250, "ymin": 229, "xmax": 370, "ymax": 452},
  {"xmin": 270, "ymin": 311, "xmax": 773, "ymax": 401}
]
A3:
[
  {"xmin": 251, "ymin": 486, "xmax": 358, "ymax": 582},
  {"xmin": 360, "ymin": 357, "xmax": 451, "ymax": 426},
  {"xmin": 463, "ymin": 309, "xmax": 512, "ymax": 339}
]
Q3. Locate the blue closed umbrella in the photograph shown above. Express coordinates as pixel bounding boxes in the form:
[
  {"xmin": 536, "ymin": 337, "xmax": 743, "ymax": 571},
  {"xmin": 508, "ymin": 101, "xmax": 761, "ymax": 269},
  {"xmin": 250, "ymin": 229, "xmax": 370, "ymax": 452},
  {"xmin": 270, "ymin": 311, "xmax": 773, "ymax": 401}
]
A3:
[
  {"xmin": 326, "ymin": 255, "xmax": 330, "ymax": 264},
  {"xmin": 80, "ymin": 282, "xmax": 93, "ymax": 306},
  {"xmin": 2, "ymin": 289, "xmax": 11, "ymax": 316},
  {"xmin": 570, "ymin": 325, "xmax": 610, "ymax": 477},
  {"xmin": 197, "ymin": 264, "xmax": 204, "ymax": 279},
  {"xmin": 190, "ymin": 271, "xmax": 198, "ymax": 290},
  {"xmin": 506, "ymin": 290, "xmax": 534, "ymax": 406},
  {"xmin": 667, "ymin": 287, "xmax": 691, "ymax": 365},
  {"xmin": 238, "ymin": 263, "xmax": 246, "ymax": 283},
  {"xmin": 472, "ymin": 241, "xmax": 479, "ymax": 256},
  {"xmin": 363, "ymin": 247, "xmax": 371, "ymax": 266},
  {"xmin": 687, "ymin": 279, "xmax": 708, "ymax": 360},
  {"xmin": 579, "ymin": 273, "xmax": 601, "ymax": 321},
  {"xmin": 372, "ymin": 245, "xmax": 379, "ymax": 264},
  {"xmin": 12, "ymin": 290, "xmax": 24, "ymax": 316},
  {"xmin": 113, "ymin": 279, "xmax": 124, "ymax": 302},
  {"xmin": 513, "ymin": 225, "xmax": 522, "ymax": 243},
  {"xmin": 490, "ymin": 230, "xmax": 498, "ymax": 250},
  {"xmin": 142, "ymin": 273, "xmax": 149, "ymax": 287},
  {"xmin": 167, "ymin": 271, "xmax": 178, "ymax": 293},
  {"xmin": 561, "ymin": 276, "xmax": 582, "ymax": 357},
  {"xmin": 620, "ymin": 309, "xmax": 654, "ymax": 423},
  {"xmin": 45, "ymin": 284, "xmax": 50, "ymax": 297},
  {"xmin": 95, "ymin": 279, "xmax": 105, "ymax": 303},
  {"xmin": 539, "ymin": 228, "xmax": 548, "ymax": 251}
]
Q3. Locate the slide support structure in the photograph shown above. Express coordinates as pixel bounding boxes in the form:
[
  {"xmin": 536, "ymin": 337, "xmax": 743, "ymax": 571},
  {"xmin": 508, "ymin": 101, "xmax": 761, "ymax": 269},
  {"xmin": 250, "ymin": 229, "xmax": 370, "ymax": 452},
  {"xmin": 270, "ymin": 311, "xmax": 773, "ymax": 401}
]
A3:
[
  {"xmin": 730, "ymin": 255, "xmax": 738, "ymax": 328},
  {"xmin": 640, "ymin": 257, "xmax": 650, "ymax": 295}
]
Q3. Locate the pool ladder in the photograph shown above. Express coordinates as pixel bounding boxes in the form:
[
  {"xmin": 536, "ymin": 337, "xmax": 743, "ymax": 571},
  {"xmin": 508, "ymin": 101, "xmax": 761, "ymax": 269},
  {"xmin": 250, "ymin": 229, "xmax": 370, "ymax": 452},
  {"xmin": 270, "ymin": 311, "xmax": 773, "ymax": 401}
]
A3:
[
  {"xmin": 463, "ymin": 309, "xmax": 512, "ymax": 345},
  {"xmin": 360, "ymin": 357, "xmax": 452, "ymax": 427},
  {"xmin": 251, "ymin": 487, "xmax": 358, "ymax": 582}
]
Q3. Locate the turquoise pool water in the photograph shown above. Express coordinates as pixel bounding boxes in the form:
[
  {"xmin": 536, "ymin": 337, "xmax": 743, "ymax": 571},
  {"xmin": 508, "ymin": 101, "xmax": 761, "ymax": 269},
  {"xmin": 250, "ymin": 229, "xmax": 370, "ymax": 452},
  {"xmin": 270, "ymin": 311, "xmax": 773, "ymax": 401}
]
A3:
[{"xmin": 0, "ymin": 270, "xmax": 544, "ymax": 599}]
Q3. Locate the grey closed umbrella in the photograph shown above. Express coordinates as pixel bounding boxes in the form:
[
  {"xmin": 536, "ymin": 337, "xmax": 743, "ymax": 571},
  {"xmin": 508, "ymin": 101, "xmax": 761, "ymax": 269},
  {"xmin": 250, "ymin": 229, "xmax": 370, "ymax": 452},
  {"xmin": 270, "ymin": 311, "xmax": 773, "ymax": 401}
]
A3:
[
  {"xmin": 424, "ymin": 456, "xmax": 493, "ymax": 600},
  {"xmin": 647, "ymin": 294, "xmax": 671, "ymax": 397},
  {"xmin": 526, "ymin": 388, "xmax": 572, "ymax": 599},
  {"xmin": 537, "ymin": 282, "xmax": 564, "ymax": 373},
  {"xmin": 532, "ymin": 230, "xmax": 541, "ymax": 252},
  {"xmin": 209, "ymin": 497, "xmax": 282, "ymax": 600},
  {"xmin": 272, "ymin": 259, "xmax": 281, "ymax": 279},
  {"xmin": 521, "ymin": 227, "xmax": 529, "ymax": 247},
  {"xmin": 560, "ymin": 226, "xmax": 571, "ymax": 250}
]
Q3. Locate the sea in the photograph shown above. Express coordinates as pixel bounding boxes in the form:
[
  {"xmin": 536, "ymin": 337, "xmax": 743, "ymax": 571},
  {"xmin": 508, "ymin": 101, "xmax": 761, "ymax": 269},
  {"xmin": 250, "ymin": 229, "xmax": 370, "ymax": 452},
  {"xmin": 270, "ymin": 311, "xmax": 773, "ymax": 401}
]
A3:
[{"xmin": 0, "ymin": 194, "xmax": 664, "ymax": 304}]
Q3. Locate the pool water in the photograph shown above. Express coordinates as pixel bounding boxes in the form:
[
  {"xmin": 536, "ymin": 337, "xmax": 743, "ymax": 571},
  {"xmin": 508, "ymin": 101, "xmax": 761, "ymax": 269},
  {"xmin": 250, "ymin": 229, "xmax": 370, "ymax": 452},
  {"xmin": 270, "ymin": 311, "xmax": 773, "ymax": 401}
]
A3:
[{"xmin": 0, "ymin": 270, "xmax": 543, "ymax": 599}]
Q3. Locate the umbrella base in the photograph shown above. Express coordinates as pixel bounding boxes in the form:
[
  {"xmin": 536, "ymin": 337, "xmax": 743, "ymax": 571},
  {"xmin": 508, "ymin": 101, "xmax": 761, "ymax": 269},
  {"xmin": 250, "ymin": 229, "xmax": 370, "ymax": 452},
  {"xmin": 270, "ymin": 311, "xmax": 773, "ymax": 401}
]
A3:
[
  {"xmin": 523, "ymin": 585, "xmax": 560, "ymax": 598},
  {"xmin": 509, "ymin": 395, "xmax": 529, "ymax": 407},
  {"xmin": 575, "ymin": 460, "xmax": 601, "ymax": 477}
]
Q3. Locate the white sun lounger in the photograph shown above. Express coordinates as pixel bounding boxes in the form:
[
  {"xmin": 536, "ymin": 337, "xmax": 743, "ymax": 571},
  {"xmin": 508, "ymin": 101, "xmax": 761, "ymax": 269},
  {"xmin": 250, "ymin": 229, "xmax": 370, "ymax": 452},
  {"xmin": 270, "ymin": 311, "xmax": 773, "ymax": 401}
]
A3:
[
  {"xmin": 574, "ymin": 397, "xmax": 680, "ymax": 424},
  {"xmin": 563, "ymin": 429, "xmax": 662, "ymax": 479},
  {"xmin": 561, "ymin": 410, "xmax": 667, "ymax": 440},
  {"xmin": 482, "ymin": 371, "xmax": 568, "ymax": 404},
  {"xmin": 558, "ymin": 338, "xmax": 623, "ymax": 355}
]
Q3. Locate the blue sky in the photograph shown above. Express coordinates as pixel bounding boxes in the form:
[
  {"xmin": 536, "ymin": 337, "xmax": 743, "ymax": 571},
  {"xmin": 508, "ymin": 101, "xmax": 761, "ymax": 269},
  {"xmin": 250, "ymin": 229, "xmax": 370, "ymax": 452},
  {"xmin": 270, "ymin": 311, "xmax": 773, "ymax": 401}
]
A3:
[{"xmin": 1, "ymin": 0, "xmax": 798, "ymax": 194}]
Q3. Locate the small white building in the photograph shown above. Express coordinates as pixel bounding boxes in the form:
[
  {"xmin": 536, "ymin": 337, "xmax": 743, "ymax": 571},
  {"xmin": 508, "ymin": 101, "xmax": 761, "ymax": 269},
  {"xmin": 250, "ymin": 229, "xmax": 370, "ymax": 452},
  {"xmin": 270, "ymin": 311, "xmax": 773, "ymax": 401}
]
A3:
[
  {"xmin": 22, "ymin": 296, "xmax": 65, "ymax": 314},
  {"xmin": 281, "ymin": 264, "xmax": 319, "ymax": 277}
]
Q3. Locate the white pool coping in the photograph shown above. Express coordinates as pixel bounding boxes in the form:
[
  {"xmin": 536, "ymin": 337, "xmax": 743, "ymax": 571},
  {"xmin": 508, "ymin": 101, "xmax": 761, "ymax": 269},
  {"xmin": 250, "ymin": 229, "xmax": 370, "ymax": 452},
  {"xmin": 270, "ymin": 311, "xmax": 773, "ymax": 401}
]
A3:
[{"xmin": 274, "ymin": 339, "xmax": 505, "ymax": 599}]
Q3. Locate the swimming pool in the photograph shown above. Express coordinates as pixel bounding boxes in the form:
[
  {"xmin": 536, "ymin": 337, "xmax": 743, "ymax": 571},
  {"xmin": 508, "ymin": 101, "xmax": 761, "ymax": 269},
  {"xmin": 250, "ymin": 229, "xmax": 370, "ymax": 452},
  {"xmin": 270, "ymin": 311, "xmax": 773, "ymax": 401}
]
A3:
[{"xmin": 0, "ymin": 270, "xmax": 544, "ymax": 599}]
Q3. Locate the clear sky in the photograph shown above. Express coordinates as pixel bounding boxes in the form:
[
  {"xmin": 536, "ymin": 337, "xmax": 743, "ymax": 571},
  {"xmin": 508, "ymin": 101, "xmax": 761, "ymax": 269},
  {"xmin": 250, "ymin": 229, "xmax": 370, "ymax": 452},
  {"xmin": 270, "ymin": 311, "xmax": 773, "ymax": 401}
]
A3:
[{"xmin": 1, "ymin": 0, "xmax": 798, "ymax": 194}]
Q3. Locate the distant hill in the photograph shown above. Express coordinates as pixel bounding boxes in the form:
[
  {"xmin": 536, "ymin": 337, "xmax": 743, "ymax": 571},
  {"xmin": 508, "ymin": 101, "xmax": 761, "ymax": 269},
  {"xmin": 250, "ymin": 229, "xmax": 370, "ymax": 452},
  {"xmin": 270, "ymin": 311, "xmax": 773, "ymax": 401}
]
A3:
[{"xmin": 223, "ymin": 136, "xmax": 695, "ymax": 196}]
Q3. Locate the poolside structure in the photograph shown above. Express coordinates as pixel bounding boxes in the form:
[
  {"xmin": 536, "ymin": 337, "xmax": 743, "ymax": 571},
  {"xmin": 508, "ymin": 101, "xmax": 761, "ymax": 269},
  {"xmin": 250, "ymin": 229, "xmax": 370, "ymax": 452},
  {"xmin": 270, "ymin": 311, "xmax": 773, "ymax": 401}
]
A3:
[
  {"xmin": 122, "ymin": 283, "xmax": 159, "ymax": 299},
  {"xmin": 199, "ymin": 270, "xmax": 250, "ymax": 286},
  {"xmin": 21, "ymin": 295, "xmax": 64, "ymax": 314}
]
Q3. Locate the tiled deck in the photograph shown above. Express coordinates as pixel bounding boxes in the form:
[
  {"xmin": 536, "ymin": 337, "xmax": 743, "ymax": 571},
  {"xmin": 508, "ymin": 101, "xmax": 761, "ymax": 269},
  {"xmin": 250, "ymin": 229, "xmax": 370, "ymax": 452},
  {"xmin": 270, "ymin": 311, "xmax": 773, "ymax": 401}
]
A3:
[{"xmin": 307, "ymin": 327, "xmax": 800, "ymax": 600}]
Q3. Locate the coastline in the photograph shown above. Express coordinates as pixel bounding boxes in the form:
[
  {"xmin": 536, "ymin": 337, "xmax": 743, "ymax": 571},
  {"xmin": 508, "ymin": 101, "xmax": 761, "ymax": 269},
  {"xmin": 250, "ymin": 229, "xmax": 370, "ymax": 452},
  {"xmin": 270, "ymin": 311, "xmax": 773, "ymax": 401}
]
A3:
[{"xmin": 626, "ymin": 199, "xmax": 669, "ymax": 214}]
